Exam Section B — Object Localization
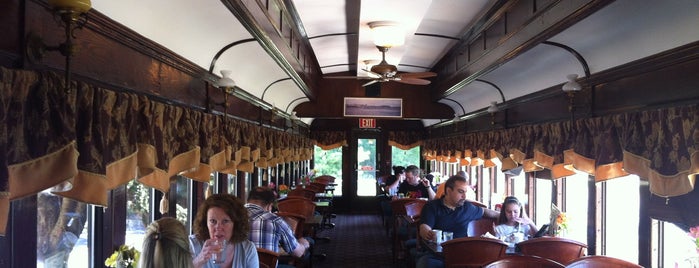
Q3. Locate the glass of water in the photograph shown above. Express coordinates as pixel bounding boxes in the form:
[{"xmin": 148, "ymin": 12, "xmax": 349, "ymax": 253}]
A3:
[{"xmin": 210, "ymin": 239, "xmax": 228, "ymax": 264}]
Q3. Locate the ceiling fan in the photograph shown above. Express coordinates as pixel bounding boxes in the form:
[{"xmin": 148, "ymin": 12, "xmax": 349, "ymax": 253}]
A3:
[{"xmin": 326, "ymin": 46, "xmax": 437, "ymax": 87}]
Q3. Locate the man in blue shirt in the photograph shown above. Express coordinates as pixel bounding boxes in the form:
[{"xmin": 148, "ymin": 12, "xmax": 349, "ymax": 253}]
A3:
[
  {"xmin": 246, "ymin": 187, "xmax": 310, "ymax": 262},
  {"xmin": 416, "ymin": 175, "xmax": 500, "ymax": 268}
]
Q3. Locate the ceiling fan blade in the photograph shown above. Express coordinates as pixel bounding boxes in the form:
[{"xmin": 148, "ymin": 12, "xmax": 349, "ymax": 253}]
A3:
[
  {"xmin": 361, "ymin": 69, "xmax": 382, "ymax": 78},
  {"xmin": 324, "ymin": 75, "xmax": 374, "ymax": 80},
  {"xmin": 362, "ymin": 80, "xmax": 380, "ymax": 87},
  {"xmin": 397, "ymin": 78, "xmax": 431, "ymax": 85},
  {"xmin": 398, "ymin": 72, "xmax": 437, "ymax": 78}
]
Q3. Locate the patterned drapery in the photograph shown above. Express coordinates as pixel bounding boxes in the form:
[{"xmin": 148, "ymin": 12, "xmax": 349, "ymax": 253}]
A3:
[
  {"xmin": 423, "ymin": 104, "xmax": 699, "ymax": 198},
  {"xmin": 388, "ymin": 130, "xmax": 425, "ymax": 150},
  {"xmin": 0, "ymin": 67, "xmax": 313, "ymax": 235},
  {"xmin": 311, "ymin": 130, "xmax": 347, "ymax": 150}
]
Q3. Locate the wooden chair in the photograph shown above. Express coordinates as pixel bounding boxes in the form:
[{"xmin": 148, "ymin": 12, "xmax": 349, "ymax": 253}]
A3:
[
  {"xmin": 467, "ymin": 217, "xmax": 496, "ymax": 237},
  {"xmin": 314, "ymin": 175, "xmax": 335, "ymax": 185},
  {"xmin": 277, "ymin": 197, "xmax": 316, "ymax": 223},
  {"xmin": 484, "ymin": 255, "xmax": 565, "ymax": 268},
  {"xmin": 441, "ymin": 236, "xmax": 509, "ymax": 268},
  {"xmin": 565, "ymin": 255, "xmax": 643, "ymax": 268},
  {"xmin": 404, "ymin": 199, "xmax": 427, "ymax": 252},
  {"xmin": 389, "ymin": 198, "xmax": 418, "ymax": 263},
  {"xmin": 288, "ymin": 187, "xmax": 316, "ymax": 200},
  {"xmin": 306, "ymin": 182, "xmax": 326, "ymax": 193},
  {"xmin": 517, "ymin": 237, "xmax": 587, "ymax": 265},
  {"xmin": 257, "ymin": 247, "xmax": 280, "ymax": 268}
]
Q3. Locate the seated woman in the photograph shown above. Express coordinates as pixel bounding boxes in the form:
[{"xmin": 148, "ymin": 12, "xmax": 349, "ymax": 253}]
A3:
[
  {"xmin": 140, "ymin": 217, "xmax": 193, "ymax": 268},
  {"xmin": 494, "ymin": 196, "xmax": 538, "ymax": 253},
  {"xmin": 189, "ymin": 194, "xmax": 259, "ymax": 268}
]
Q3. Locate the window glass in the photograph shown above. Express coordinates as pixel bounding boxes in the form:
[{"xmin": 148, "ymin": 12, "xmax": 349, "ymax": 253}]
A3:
[
  {"xmin": 125, "ymin": 179, "xmax": 151, "ymax": 252},
  {"xmin": 391, "ymin": 146, "xmax": 420, "ymax": 167},
  {"xmin": 564, "ymin": 172, "xmax": 589, "ymax": 243},
  {"xmin": 175, "ymin": 176, "xmax": 191, "ymax": 228},
  {"xmin": 313, "ymin": 145, "xmax": 343, "ymax": 196},
  {"xmin": 37, "ymin": 192, "xmax": 89, "ymax": 268},
  {"xmin": 480, "ymin": 167, "xmax": 491, "ymax": 207},
  {"xmin": 602, "ymin": 174, "xmax": 640, "ymax": 262},
  {"xmin": 653, "ymin": 219, "xmax": 698, "ymax": 268},
  {"xmin": 534, "ymin": 178, "xmax": 553, "ymax": 230},
  {"xmin": 357, "ymin": 138, "xmax": 377, "ymax": 197}
]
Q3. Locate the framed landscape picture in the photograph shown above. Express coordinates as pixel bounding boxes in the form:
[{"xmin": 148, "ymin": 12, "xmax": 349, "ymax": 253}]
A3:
[{"xmin": 343, "ymin": 97, "xmax": 403, "ymax": 118}]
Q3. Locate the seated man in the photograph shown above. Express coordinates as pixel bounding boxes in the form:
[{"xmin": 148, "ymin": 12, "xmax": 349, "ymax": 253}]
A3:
[
  {"xmin": 246, "ymin": 187, "xmax": 311, "ymax": 265},
  {"xmin": 398, "ymin": 165, "xmax": 436, "ymax": 200},
  {"xmin": 416, "ymin": 175, "xmax": 500, "ymax": 268}
]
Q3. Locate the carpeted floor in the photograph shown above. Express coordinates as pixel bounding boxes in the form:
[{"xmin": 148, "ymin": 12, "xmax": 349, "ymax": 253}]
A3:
[{"xmin": 312, "ymin": 213, "xmax": 399, "ymax": 268}]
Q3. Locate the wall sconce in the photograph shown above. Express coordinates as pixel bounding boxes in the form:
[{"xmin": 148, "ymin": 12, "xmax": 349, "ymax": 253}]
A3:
[
  {"xmin": 368, "ymin": 21, "xmax": 405, "ymax": 48},
  {"xmin": 26, "ymin": 0, "xmax": 92, "ymax": 91},
  {"xmin": 207, "ymin": 70, "xmax": 236, "ymax": 112},
  {"xmin": 487, "ymin": 101, "xmax": 499, "ymax": 126},
  {"xmin": 452, "ymin": 113, "xmax": 461, "ymax": 122},
  {"xmin": 562, "ymin": 74, "xmax": 582, "ymax": 112},
  {"xmin": 289, "ymin": 111, "xmax": 299, "ymax": 121}
]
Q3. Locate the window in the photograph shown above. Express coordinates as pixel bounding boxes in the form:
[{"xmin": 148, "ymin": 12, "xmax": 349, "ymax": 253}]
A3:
[
  {"xmin": 391, "ymin": 146, "xmax": 419, "ymax": 167},
  {"xmin": 601, "ymin": 175, "xmax": 640, "ymax": 262},
  {"xmin": 37, "ymin": 192, "xmax": 89, "ymax": 268},
  {"xmin": 125, "ymin": 179, "xmax": 151, "ymax": 252},
  {"xmin": 652, "ymin": 219, "xmax": 699, "ymax": 268},
  {"xmin": 174, "ymin": 176, "xmax": 191, "ymax": 228},
  {"xmin": 534, "ymin": 178, "xmax": 553, "ymax": 230},
  {"xmin": 314, "ymin": 145, "xmax": 343, "ymax": 196},
  {"xmin": 564, "ymin": 172, "xmax": 589, "ymax": 243}
]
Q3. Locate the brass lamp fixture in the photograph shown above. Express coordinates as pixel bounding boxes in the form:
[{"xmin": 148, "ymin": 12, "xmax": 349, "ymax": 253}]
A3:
[
  {"xmin": 211, "ymin": 70, "xmax": 236, "ymax": 113},
  {"xmin": 562, "ymin": 74, "xmax": 582, "ymax": 112},
  {"xmin": 26, "ymin": 0, "xmax": 92, "ymax": 91}
]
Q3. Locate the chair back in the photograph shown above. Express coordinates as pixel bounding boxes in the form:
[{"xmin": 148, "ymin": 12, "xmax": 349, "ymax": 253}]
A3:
[
  {"xmin": 404, "ymin": 199, "xmax": 427, "ymax": 220},
  {"xmin": 276, "ymin": 211, "xmax": 306, "ymax": 238},
  {"xmin": 277, "ymin": 197, "xmax": 316, "ymax": 220},
  {"xmin": 306, "ymin": 182, "xmax": 326, "ymax": 193},
  {"xmin": 484, "ymin": 255, "xmax": 565, "ymax": 268},
  {"xmin": 441, "ymin": 236, "xmax": 508, "ymax": 268},
  {"xmin": 517, "ymin": 237, "xmax": 587, "ymax": 265},
  {"xmin": 469, "ymin": 199, "xmax": 487, "ymax": 208},
  {"xmin": 287, "ymin": 187, "xmax": 316, "ymax": 199},
  {"xmin": 256, "ymin": 247, "xmax": 280, "ymax": 268},
  {"xmin": 314, "ymin": 175, "xmax": 335, "ymax": 184},
  {"xmin": 389, "ymin": 198, "xmax": 417, "ymax": 217},
  {"xmin": 565, "ymin": 255, "xmax": 643, "ymax": 268},
  {"xmin": 467, "ymin": 218, "xmax": 496, "ymax": 237}
]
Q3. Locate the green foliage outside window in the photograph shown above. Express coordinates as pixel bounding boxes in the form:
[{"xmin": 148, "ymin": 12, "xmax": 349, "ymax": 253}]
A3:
[{"xmin": 391, "ymin": 146, "xmax": 420, "ymax": 168}]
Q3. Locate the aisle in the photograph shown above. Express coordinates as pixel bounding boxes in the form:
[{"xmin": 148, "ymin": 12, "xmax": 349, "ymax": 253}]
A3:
[{"xmin": 313, "ymin": 213, "xmax": 395, "ymax": 268}]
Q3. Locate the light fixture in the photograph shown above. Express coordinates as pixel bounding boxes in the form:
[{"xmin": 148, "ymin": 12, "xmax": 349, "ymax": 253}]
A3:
[
  {"xmin": 290, "ymin": 111, "xmax": 299, "ymax": 121},
  {"xmin": 562, "ymin": 74, "xmax": 582, "ymax": 113},
  {"xmin": 452, "ymin": 113, "xmax": 460, "ymax": 122},
  {"xmin": 217, "ymin": 70, "xmax": 236, "ymax": 92},
  {"xmin": 368, "ymin": 21, "xmax": 405, "ymax": 48},
  {"xmin": 26, "ymin": 0, "xmax": 92, "ymax": 91},
  {"xmin": 207, "ymin": 70, "xmax": 236, "ymax": 112},
  {"xmin": 487, "ymin": 101, "xmax": 499, "ymax": 113},
  {"xmin": 562, "ymin": 74, "xmax": 582, "ymax": 92}
]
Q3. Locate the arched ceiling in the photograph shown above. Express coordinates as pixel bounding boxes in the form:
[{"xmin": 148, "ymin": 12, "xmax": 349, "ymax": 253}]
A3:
[{"xmin": 92, "ymin": 0, "xmax": 699, "ymax": 128}]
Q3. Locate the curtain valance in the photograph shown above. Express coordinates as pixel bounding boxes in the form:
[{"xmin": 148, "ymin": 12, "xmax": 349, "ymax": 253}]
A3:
[
  {"xmin": 388, "ymin": 130, "xmax": 425, "ymax": 150},
  {"xmin": 0, "ymin": 67, "xmax": 313, "ymax": 235},
  {"xmin": 423, "ymin": 104, "xmax": 698, "ymax": 199},
  {"xmin": 311, "ymin": 130, "xmax": 347, "ymax": 150}
]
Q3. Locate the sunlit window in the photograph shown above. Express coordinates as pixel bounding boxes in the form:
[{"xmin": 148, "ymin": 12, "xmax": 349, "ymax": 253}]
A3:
[
  {"xmin": 37, "ymin": 192, "xmax": 89, "ymax": 268},
  {"xmin": 564, "ymin": 172, "xmax": 589, "ymax": 244},
  {"xmin": 534, "ymin": 178, "xmax": 553, "ymax": 230},
  {"xmin": 601, "ymin": 174, "xmax": 640, "ymax": 262},
  {"xmin": 125, "ymin": 179, "xmax": 151, "ymax": 252},
  {"xmin": 652, "ymin": 219, "xmax": 699, "ymax": 268},
  {"xmin": 313, "ymin": 145, "xmax": 343, "ymax": 196}
]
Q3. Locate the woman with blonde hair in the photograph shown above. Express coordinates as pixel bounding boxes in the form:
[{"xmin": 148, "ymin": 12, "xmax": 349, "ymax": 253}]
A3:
[{"xmin": 140, "ymin": 217, "xmax": 193, "ymax": 268}]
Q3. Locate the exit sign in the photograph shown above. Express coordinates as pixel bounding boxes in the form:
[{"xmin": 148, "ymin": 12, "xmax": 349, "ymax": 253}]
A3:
[{"xmin": 359, "ymin": 118, "xmax": 376, "ymax": 128}]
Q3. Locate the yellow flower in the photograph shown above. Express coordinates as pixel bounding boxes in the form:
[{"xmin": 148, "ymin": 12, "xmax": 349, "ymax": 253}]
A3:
[{"xmin": 105, "ymin": 245, "xmax": 140, "ymax": 268}]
